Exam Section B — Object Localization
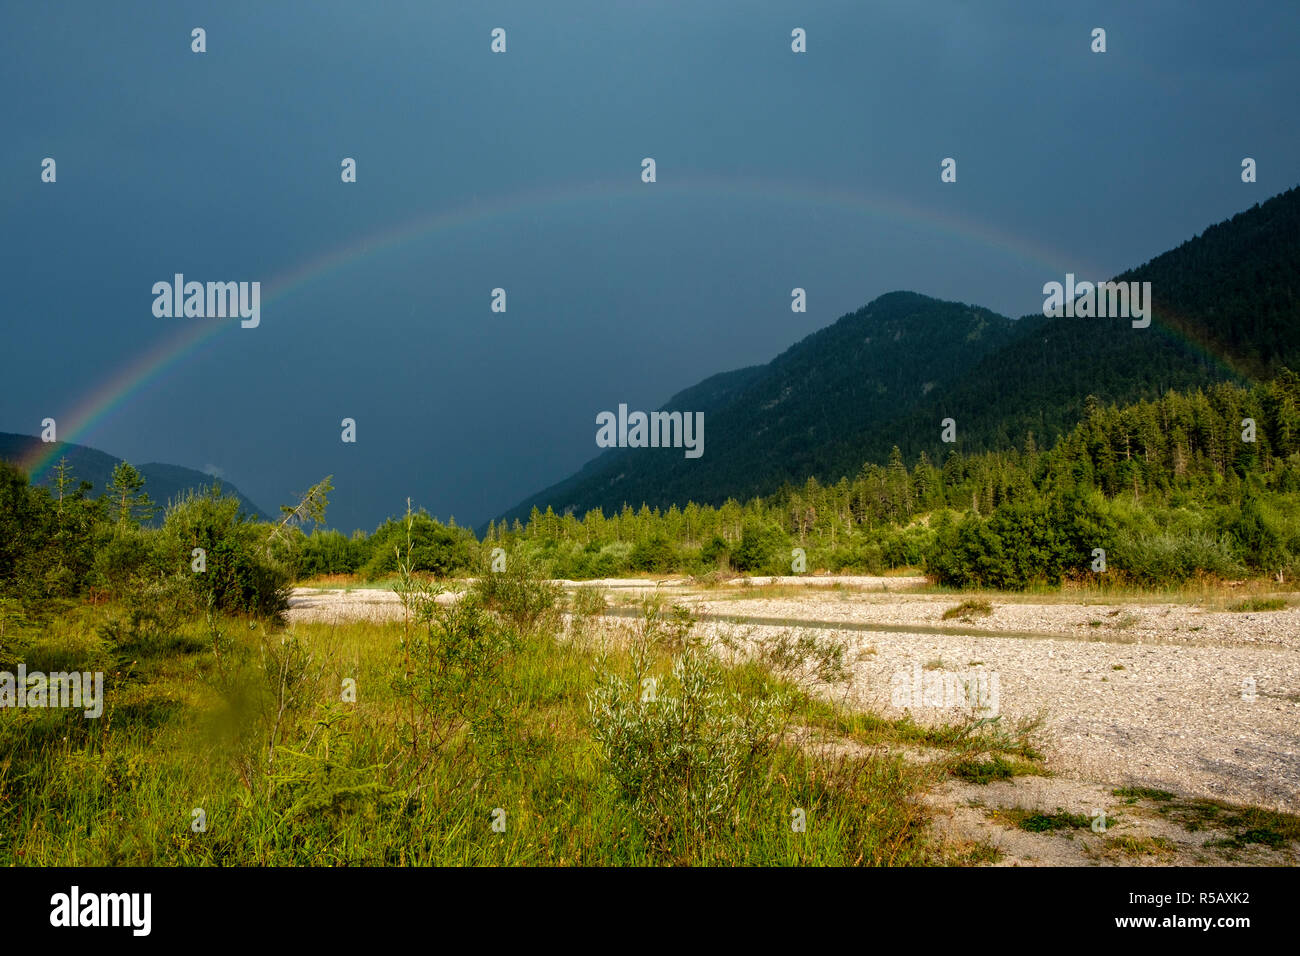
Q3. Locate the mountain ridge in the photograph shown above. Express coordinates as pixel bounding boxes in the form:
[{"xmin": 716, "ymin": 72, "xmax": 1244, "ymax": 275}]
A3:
[
  {"xmin": 491, "ymin": 185, "xmax": 1300, "ymax": 529},
  {"xmin": 0, "ymin": 433, "xmax": 271, "ymax": 523}
]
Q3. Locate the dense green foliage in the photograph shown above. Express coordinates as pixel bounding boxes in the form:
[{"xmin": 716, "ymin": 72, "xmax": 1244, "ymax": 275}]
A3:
[
  {"xmin": 6, "ymin": 374, "xmax": 1300, "ymax": 605},
  {"xmin": 0, "ymin": 460, "xmax": 289, "ymax": 621},
  {"xmin": 483, "ymin": 375, "xmax": 1300, "ymax": 588}
]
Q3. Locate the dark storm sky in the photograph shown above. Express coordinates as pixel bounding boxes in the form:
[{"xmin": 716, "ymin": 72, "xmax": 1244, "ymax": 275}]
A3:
[{"xmin": 3, "ymin": 1, "xmax": 1298, "ymax": 531}]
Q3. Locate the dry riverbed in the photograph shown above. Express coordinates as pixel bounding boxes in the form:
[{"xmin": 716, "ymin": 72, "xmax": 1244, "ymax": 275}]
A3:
[{"xmin": 289, "ymin": 579, "xmax": 1300, "ymax": 863}]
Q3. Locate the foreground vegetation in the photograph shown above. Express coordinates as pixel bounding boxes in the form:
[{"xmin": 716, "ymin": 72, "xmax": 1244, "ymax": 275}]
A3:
[{"xmin": 0, "ymin": 543, "xmax": 1049, "ymax": 865}]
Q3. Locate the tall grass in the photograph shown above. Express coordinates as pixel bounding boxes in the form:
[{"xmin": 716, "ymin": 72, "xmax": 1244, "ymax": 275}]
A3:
[{"xmin": 0, "ymin": 563, "xmax": 967, "ymax": 866}]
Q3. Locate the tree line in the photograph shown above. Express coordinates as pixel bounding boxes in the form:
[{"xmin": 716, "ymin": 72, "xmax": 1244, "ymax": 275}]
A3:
[{"xmin": 3, "ymin": 373, "xmax": 1298, "ymax": 611}]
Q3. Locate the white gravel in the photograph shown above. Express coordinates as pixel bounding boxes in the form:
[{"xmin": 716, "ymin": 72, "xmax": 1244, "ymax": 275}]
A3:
[
  {"xmin": 289, "ymin": 582, "xmax": 1300, "ymax": 813},
  {"xmin": 685, "ymin": 592, "xmax": 1300, "ymax": 813}
]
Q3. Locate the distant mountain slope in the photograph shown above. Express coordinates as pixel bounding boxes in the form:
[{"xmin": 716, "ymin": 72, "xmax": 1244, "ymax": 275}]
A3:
[
  {"xmin": 0, "ymin": 433, "xmax": 270, "ymax": 522},
  {"xmin": 495, "ymin": 292, "xmax": 1020, "ymax": 524},
  {"xmin": 494, "ymin": 186, "xmax": 1300, "ymax": 525},
  {"xmin": 874, "ymin": 185, "xmax": 1300, "ymax": 466},
  {"xmin": 1118, "ymin": 185, "xmax": 1300, "ymax": 380}
]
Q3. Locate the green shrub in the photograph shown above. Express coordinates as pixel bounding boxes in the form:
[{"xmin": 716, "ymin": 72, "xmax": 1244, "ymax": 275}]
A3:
[
  {"xmin": 698, "ymin": 535, "xmax": 730, "ymax": 571},
  {"xmin": 363, "ymin": 513, "xmax": 476, "ymax": 579},
  {"xmin": 1110, "ymin": 528, "xmax": 1243, "ymax": 584},
  {"xmin": 571, "ymin": 585, "xmax": 607, "ymax": 617},
  {"xmin": 471, "ymin": 554, "xmax": 560, "ymax": 630},
  {"xmin": 1229, "ymin": 497, "xmax": 1291, "ymax": 574},
  {"xmin": 732, "ymin": 521, "xmax": 789, "ymax": 574},
  {"xmin": 395, "ymin": 591, "xmax": 519, "ymax": 763},
  {"xmin": 89, "ymin": 526, "xmax": 162, "ymax": 595},
  {"xmin": 587, "ymin": 636, "xmax": 787, "ymax": 858},
  {"xmin": 628, "ymin": 535, "xmax": 676, "ymax": 574},
  {"xmin": 584, "ymin": 542, "xmax": 629, "ymax": 578},
  {"xmin": 161, "ymin": 489, "xmax": 290, "ymax": 622},
  {"xmin": 295, "ymin": 529, "xmax": 369, "ymax": 578}
]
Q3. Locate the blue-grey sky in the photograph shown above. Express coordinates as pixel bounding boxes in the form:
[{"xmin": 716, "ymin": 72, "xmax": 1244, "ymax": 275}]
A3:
[{"xmin": 3, "ymin": 0, "xmax": 1298, "ymax": 531}]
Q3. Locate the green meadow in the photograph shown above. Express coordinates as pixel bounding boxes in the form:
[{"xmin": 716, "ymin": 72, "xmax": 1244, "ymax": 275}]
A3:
[{"xmin": 1, "ymin": 550, "xmax": 1050, "ymax": 866}]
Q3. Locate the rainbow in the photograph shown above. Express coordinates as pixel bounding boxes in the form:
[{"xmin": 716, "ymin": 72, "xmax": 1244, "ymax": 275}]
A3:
[{"xmin": 17, "ymin": 174, "xmax": 1133, "ymax": 481}]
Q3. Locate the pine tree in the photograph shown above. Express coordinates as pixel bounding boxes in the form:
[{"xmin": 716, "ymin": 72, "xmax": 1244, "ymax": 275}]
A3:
[
  {"xmin": 105, "ymin": 461, "xmax": 155, "ymax": 528},
  {"xmin": 52, "ymin": 457, "xmax": 73, "ymax": 516}
]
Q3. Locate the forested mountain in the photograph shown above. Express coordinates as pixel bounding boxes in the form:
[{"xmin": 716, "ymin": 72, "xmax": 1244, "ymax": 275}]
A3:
[
  {"xmin": 475, "ymin": 373, "xmax": 1300, "ymax": 587},
  {"xmin": 496, "ymin": 292, "xmax": 1020, "ymax": 526},
  {"xmin": 0, "ymin": 433, "xmax": 269, "ymax": 522},
  {"xmin": 1117, "ymin": 184, "xmax": 1300, "ymax": 380},
  {"xmin": 883, "ymin": 184, "xmax": 1300, "ymax": 468},
  {"xmin": 495, "ymin": 186, "xmax": 1300, "ymax": 526}
]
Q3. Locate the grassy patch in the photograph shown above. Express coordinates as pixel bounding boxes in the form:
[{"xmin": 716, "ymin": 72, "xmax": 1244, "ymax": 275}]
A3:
[
  {"xmin": 0, "ymin": 581, "xmax": 945, "ymax": 866},
  {"xmin": 1113, "ymin": 786, "xmax": 1175, "ymax": 803},
  {"xmin": 1003, "ymin": 807, "xmax": 1091, "ymax": 833},
  {"xmin": 949, "ymin": 755, "xmax": 1045, "ymax": 785},
  {"xmin": 1209, "ymin": 827, "xmax": 1289, "ymax": 849},
  {"xmin": 798, "ymin": 697, "xmax": 1047, "ymax": 771},
  {"xmin": 1100, "ymin": 835, "xmax": 1177, "ymax": 859},
  {"xmin": 941, "ymin": 599, "xmax": 993, "ymax": 621},
  {"xmin": 1143, "ymin": 796, "xmax": 1300, "ymax": 850},
  {"xmin": 1228, "ymin": 597, "xmax": 1288, "ymax": 612},
  {"xmin": 941, "ymin": 840, "xmax": 1003, "ymax": 865}
]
